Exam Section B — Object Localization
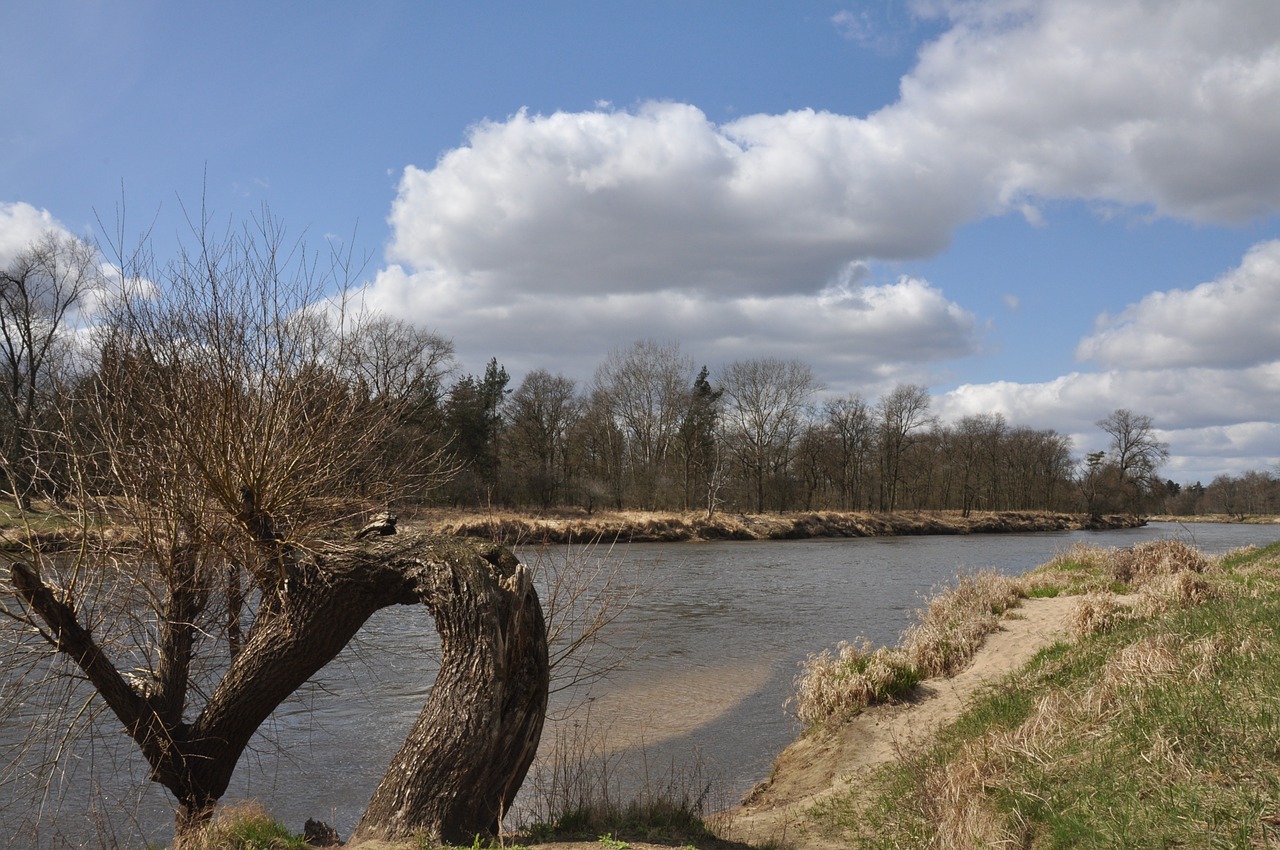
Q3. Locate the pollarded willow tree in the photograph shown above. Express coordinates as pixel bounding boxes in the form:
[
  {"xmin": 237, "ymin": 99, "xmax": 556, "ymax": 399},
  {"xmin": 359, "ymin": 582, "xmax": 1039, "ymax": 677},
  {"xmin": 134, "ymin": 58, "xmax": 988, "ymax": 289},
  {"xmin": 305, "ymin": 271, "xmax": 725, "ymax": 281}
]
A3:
[{"xmin": 0, "ymin": 211, "xmax": 548, "ymax": 846}]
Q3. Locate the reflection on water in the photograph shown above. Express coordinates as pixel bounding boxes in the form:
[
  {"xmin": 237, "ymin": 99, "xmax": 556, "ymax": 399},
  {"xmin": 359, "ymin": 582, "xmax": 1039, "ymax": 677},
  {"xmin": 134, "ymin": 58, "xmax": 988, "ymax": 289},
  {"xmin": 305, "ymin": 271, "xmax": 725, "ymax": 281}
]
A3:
[
  {"xmin": 551, "ymin": 659, "xmax": 776, "ymax": 754},
  {"xmin": 2, "ymin": 521, "xmax": 1277, "ymax": 846}
]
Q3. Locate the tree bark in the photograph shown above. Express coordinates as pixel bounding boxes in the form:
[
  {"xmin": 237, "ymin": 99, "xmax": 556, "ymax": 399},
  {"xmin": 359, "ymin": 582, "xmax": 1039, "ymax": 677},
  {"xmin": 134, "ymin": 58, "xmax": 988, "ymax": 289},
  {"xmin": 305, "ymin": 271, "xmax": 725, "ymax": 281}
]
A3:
[
  {"xmin": 11, "ymin": 533, "xmax": 549, "ymax": 844},
  {"xmin": 351, "ymin": 541, "xmax": 548, "ymax": 844}
]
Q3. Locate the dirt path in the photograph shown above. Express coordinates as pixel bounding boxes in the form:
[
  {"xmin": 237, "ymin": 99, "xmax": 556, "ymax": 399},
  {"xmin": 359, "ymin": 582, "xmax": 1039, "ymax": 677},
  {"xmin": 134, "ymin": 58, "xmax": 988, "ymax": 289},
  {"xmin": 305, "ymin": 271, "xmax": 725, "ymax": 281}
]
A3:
[{"xmin": 722, "ymin": 595, "xmax": 1080, "ymax": 850}]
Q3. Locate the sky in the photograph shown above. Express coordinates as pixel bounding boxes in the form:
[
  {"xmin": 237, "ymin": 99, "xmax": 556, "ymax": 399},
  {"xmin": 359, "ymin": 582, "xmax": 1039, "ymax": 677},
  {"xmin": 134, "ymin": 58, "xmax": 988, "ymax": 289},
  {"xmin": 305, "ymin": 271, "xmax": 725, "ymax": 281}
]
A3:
[{"xmin": 3, "ymin": 0, "xmax": 1280, "ymax": 485}]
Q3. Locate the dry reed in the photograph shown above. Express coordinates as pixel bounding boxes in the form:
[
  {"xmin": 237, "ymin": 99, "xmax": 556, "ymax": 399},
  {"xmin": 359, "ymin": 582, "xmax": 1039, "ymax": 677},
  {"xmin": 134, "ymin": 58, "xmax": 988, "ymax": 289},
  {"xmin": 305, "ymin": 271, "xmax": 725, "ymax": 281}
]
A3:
[{"xmin": 793, "ymin": 570, "xmax": 1022, "ymax": 724}]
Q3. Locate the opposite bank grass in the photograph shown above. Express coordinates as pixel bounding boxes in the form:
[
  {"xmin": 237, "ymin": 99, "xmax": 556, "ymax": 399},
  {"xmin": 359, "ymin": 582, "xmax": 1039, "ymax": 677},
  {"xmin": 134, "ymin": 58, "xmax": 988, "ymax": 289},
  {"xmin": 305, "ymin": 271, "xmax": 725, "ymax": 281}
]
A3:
[{"xmin": 802, "ymin": 539, "xmax": 1280, "ymax": 849}]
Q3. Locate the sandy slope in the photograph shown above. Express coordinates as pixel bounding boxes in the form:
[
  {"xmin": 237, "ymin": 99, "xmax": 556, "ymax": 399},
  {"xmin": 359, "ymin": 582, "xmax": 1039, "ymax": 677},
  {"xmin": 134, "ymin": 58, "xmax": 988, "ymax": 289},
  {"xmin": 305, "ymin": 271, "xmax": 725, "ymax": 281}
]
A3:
[{"xmin": 722, "ymin": 595, "xmax": 1080, "ymax": 850}]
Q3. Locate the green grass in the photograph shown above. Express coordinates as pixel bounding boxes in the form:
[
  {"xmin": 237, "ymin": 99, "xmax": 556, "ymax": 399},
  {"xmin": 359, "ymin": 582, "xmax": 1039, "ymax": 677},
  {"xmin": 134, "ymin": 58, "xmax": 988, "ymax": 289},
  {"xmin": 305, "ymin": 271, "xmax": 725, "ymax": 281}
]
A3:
[{"xmin": 806, "ymin": 541, "xmax": 1280, "ymax": 849}]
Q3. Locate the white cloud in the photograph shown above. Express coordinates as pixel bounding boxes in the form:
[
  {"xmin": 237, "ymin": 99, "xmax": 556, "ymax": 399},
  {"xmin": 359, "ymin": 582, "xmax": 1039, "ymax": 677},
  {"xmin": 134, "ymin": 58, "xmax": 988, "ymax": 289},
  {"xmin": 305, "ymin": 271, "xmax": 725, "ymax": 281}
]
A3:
[
  {"xmin": 904, "ymin": 0, "xmax": 1280, "ymax": 221},
  {"xmin": 938, "ymin": 246, "xmax": 1280, "ymax": 483},
  {"xmin": 362, "ymin": 265, "xmax": 978, "ymax": 393},
  {"xmin": 941, "ymin": 363, "xmax": 1280, "ymax": 436},
  {"xmin": 0, "ymin": 202, "xmax": 68, "ymax": 266},
  {"xmin": 386, "ymin": 101, "xmax": 973, "ymax": 300},
  {"xmin": 1077, "ymin": 240, "xmax": 1280, "ymax": 370},
  {"xmin": 382, "ymin": 0, "xmax": 1280, "ymax": 310},
  {"xmin": 366, "ymin": 0, "xmax": 1280, "ymax": 479}
]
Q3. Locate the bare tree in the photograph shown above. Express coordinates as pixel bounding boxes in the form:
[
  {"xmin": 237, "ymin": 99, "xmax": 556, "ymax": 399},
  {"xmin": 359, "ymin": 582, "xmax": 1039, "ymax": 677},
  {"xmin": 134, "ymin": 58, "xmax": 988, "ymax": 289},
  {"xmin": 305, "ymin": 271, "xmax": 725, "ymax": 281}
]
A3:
[
  {"xmin": 593, "ymin": 340, "xmax": 693, "ymax": 509},
  {"xmin": 719, "ymin": 358, "xmax": 819, "ymax": 513},
  {"xmin": 0, "ymin": 231, "xmax": 99, "ymax": 507},
  {"xmin": 824, "ymin": 393, "xmax": 874, "ymax": 511},
  {"xmin": 875, "ymin": 384, "xmax": 934, "ymax": 512},
  {"xmin": 507, "ymin": 369, "xmax": 579, "ymax": 509},
  {"xmin": 1097, "ymin": 408, "xmax": 1170, "ymax": 513},
  {"xmin": 1, "ymin": 209, "xmax": 546, "ymax": 845}
]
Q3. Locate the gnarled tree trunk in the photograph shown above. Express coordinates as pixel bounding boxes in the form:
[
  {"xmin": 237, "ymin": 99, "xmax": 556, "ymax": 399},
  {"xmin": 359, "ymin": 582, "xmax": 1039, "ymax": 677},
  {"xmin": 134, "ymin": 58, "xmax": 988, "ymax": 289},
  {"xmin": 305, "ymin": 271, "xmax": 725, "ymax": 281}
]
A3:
[
  {"xmin": 352, "ymin": 542, "xmax": 548, "ymax": 844},
  {"xmin": 11, "ymin": 534, "xmax": 549, "ymax": 845}
]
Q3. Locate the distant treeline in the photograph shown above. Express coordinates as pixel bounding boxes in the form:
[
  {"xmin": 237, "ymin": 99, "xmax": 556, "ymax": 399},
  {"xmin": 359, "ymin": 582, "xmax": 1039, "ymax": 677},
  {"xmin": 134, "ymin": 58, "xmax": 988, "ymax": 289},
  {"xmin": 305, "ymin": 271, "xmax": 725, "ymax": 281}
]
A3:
[
  {"xmin": 3, "ymin": 229, "xmax": 1264, "ymax": 519},
  {"xmin": 433, "ymin": 349, "xmax": 1183, "ymax": 517}
]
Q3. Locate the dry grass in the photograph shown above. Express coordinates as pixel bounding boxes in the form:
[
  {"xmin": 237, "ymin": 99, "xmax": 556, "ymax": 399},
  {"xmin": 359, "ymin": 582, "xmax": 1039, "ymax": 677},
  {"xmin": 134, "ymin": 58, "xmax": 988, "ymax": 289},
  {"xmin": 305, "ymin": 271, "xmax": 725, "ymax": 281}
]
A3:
[
  {"xmin": 811, "ymin": 541, "xmax": 1280, "ymax": 850},
  {"xmin": 795, "ymin": 540, "xmax": 1241, "ymax": 729},
  {"xmin": 518, "ymin": 715, "xmax": 723, "ymax": 847},
  {"xmin": 181, "ymin": 802, "xmax": 305, "ymax": 849},
  {"xmin": 793, "ymin": 570, "xmax": 1022, "ymax": 724},
  {"xmin": 408, "ymin": 508, "xmax": 1138, "ymax": 547},
  {"xmin": 903, "ymin": 571, "xmax": 1024, "ymax": 678},
  {"xmin": 1070, "ymin": 591, "xmax": 1130, "ymax": 638},
  {"xmin": 791, "ymin": 642, "xmax": 919, "ymax": 725},
  {"xmin": 1111, "ymin": 538, "xmax": 1210, "ymax": 585}
]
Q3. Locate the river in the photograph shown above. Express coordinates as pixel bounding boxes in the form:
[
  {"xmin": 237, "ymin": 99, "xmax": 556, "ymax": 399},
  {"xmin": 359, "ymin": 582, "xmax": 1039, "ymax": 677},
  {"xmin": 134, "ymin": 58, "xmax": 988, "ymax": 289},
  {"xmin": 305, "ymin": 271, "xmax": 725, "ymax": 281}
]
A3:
[{"xmin": 4, "ymin": 522, "xmax": 1278, "ymax": 847}]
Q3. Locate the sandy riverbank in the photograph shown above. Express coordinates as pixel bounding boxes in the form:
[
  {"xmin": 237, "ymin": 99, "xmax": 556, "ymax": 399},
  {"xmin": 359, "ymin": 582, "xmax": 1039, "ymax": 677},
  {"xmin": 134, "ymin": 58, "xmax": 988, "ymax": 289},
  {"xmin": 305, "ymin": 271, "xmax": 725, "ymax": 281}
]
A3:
[{"xmin": 722, "ymin": 594, "xmax": 1082, "ymax": 849}]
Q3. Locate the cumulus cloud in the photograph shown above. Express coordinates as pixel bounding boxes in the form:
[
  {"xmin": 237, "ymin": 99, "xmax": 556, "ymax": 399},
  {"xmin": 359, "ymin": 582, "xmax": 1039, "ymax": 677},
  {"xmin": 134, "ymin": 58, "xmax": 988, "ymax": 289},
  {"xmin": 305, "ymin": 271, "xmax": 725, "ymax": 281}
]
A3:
[
  {"xmin": 364, "ymin": 264, "xmax": 978, "ymax": 393},
  {"xmin": 0, "ymin": 201, "xmax": 68, "ymax": 266},
  {"xmin": 905, "ymin": 0, "xmax": 1280, "ymax": 221},
  {"xmin": 938, "ymin": 257, "xmax": 1280, "ymax": 482},
  {"xmin": 366, "ymin": 0, "xmax": 1280, "ymax": 479},
  {"xmin": 386, "ymin": 101, "xmax": 975, "ymax": 300},
  {"xmin": 940, "ymin": 362, "xmax": 1280, "ymax": 435},
  {"xmin": 386, "ymin": 0, "xmax": 1280, "ymax": 309},
  {"xmin": 1077, "ymin": 240, "xmax": 1280, "ymax": 370}
]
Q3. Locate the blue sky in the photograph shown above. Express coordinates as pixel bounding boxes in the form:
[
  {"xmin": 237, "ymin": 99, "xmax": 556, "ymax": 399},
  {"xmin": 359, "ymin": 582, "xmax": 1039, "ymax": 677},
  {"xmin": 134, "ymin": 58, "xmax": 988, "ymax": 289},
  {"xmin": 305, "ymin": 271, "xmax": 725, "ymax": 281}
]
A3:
[{"xmin": 4, "ymin": 0, "xmax": 1280, "ymax": 484}]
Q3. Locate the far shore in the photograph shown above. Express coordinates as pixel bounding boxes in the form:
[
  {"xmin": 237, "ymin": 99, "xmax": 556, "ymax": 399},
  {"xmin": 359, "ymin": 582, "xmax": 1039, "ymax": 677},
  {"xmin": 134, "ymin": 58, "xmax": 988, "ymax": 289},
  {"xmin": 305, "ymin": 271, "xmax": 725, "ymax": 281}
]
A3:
[
  {"xmin": 409, "ymin": 507, "xmax": 1146, "ymax": 546},
  {"xmin": 13, "ymin": 504, "xmax": 1278, "ymax": 554}
]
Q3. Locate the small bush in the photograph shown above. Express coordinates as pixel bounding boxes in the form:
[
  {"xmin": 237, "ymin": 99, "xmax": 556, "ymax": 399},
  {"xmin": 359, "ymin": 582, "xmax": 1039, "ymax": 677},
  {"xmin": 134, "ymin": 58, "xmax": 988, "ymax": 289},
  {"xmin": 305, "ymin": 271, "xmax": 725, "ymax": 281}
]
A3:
[{"xmin": 1112, "ymin": 539, "xmax": 1209, "ymax": 586}]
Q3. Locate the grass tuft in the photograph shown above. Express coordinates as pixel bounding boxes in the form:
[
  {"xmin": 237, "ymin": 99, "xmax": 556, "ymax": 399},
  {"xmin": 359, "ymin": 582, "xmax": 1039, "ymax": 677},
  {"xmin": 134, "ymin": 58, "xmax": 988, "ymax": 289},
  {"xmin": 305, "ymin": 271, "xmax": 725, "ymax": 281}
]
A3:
[
  {"xmin": 183, "ymin": 803, "xmax": 305, "ymax": 850},
  {"xmin": 792, "ymin": 570, "xmax": 1022, "ymax": 724},
  {"xmin": 791, "ymin": 642, "xmax": 919, "ymax": 724}
]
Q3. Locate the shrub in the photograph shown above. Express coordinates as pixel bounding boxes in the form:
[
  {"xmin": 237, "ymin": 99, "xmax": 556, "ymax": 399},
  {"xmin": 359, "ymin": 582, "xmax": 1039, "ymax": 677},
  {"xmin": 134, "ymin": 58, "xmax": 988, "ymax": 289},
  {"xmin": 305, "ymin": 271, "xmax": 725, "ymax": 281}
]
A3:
[{"xmin": 1112, "ymin": 539, "xmax": 1209, "ymax": 586}]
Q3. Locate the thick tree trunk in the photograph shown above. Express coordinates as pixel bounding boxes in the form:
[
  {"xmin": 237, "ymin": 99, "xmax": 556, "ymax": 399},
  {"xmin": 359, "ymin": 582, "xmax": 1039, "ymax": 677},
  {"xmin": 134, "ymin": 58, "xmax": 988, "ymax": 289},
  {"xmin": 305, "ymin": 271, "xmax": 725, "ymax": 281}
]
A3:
[
  {"xmin": 352, "ymin": 543, "xmax": 548, "ymax": 844},
  {"xmin": 11, "ymin": 534, "xmax": 549, "ymax": 846}
]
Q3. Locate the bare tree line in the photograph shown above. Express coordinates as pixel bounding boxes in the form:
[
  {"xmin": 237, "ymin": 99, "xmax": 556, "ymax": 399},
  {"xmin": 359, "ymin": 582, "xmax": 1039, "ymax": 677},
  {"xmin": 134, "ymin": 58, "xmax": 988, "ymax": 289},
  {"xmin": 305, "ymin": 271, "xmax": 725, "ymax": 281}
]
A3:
[
  {"xmin": 444, "ymin": 341, "xmax": 1108, "ymax": 517},
  {"xmin": 2, "ymin": 231, "xmax": 1193, "ymax": 521}
]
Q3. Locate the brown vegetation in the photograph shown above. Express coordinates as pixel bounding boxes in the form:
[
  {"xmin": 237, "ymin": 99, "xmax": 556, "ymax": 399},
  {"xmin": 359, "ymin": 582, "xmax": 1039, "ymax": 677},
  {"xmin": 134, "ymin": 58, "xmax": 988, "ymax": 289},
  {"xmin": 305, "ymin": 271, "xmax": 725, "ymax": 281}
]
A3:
[{"xmin": 412, "ymin": 507, "xmax": 1142, "ymax": 546}]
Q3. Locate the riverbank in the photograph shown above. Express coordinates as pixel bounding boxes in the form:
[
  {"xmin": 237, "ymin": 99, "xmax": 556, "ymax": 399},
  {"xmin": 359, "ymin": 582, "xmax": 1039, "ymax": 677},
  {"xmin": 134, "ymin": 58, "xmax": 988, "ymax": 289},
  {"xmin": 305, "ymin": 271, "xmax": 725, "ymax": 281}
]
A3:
[
  {"xmin": 0, "ymin": 504, "xmax": 1142, "ymax": 554},
  {"xmin": 177, "ymin": 535, "xmax": 1280, "ymax": 849},
  {"xmin": 722, "ymin": 539, "xmax": 1280, "ymax": 849},
  {"xmin": 410, "ymin": 508, "xmax": 1143, "ymax": 545}
]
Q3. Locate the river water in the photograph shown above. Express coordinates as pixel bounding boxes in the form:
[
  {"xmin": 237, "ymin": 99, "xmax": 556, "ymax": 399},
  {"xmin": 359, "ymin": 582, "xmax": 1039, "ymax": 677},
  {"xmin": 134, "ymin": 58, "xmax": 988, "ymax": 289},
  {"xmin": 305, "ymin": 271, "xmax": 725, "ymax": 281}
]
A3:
[{"xmin": 4, "ymin": 522, "xmax": 1279, "ymax": 846}]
